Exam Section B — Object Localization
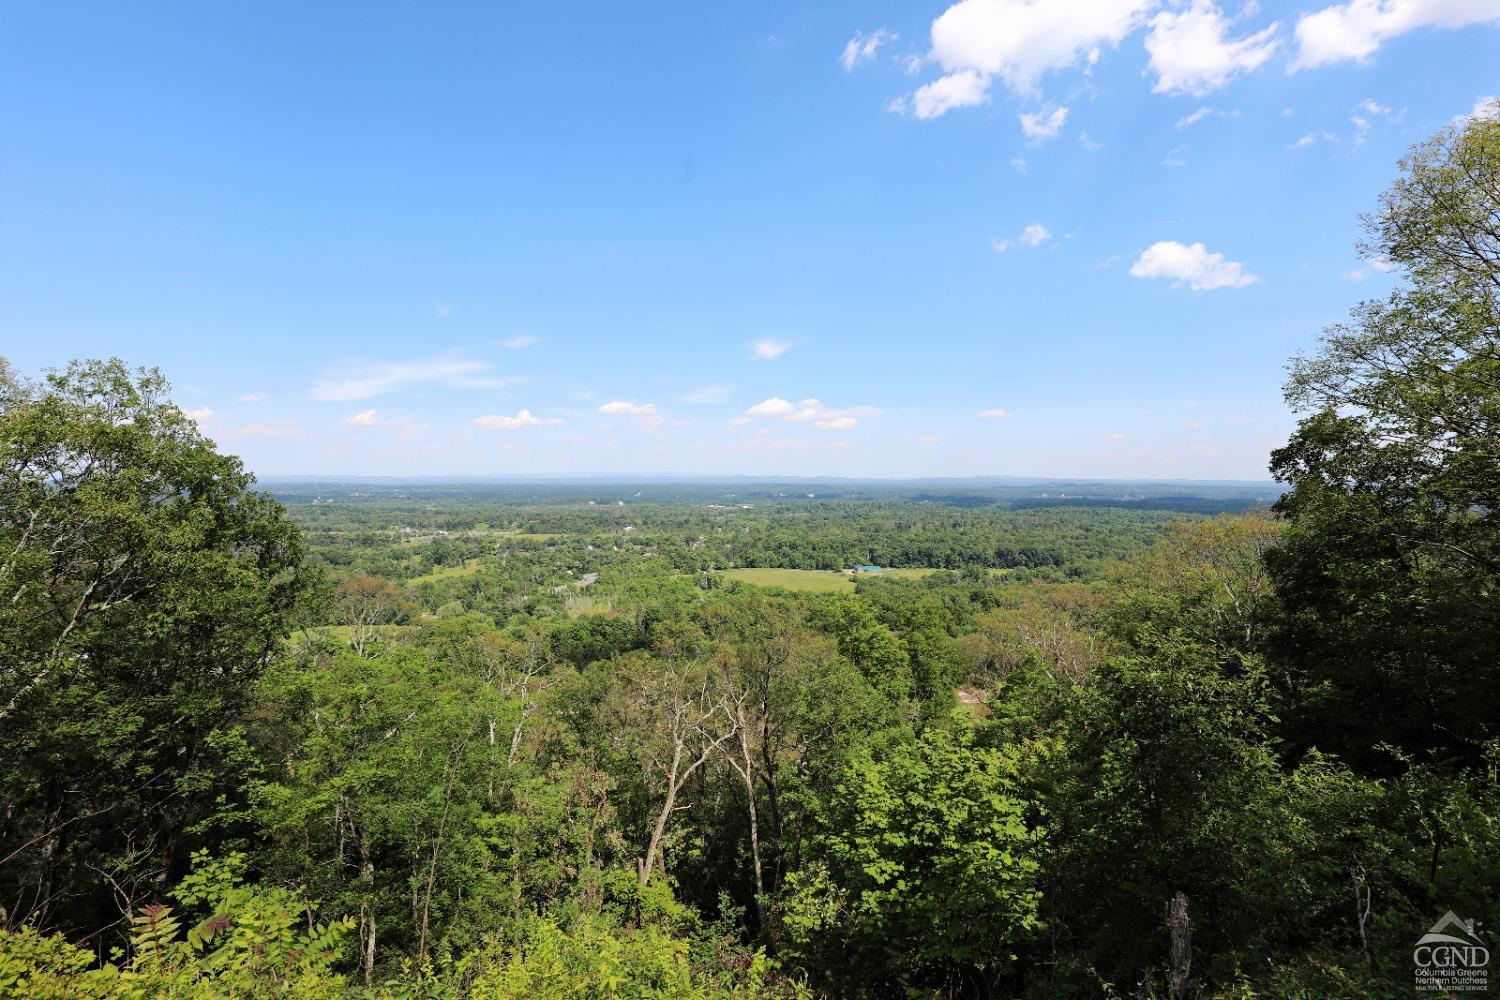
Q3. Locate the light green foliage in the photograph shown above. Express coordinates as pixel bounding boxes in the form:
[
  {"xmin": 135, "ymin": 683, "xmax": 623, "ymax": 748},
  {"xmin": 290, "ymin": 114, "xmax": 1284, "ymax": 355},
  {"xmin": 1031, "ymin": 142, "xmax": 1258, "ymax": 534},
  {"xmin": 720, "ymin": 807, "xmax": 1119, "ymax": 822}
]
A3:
[
  {"xmin": 780, "ymin": 720, "xmax": 1042, "ymax": 993},
  {"xmin": 0, "ymin": 852, "xmax": 351, "ymax": 999}
]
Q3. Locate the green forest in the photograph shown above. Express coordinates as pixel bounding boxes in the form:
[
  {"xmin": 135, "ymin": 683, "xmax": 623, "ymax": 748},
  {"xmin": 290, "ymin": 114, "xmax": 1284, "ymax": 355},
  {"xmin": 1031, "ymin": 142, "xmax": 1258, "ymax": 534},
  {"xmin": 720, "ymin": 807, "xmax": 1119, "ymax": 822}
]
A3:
[{"xmin": 0, "ymin": 111, "xmax": 1496, "ymax": 999}]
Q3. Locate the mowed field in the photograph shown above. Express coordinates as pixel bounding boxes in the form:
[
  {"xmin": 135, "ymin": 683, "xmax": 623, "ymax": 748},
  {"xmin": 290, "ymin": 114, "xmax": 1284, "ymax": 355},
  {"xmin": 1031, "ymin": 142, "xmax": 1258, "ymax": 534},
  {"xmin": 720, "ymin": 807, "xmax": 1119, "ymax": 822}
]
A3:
[{"xmin": 720, "ymin": 567, "xmax": 939, "ymax": 593}]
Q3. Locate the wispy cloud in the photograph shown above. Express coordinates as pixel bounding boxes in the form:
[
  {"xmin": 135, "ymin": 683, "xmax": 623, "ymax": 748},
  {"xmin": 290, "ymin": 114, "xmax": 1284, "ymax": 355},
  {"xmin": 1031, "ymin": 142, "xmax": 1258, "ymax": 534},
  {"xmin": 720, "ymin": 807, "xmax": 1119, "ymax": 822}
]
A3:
[
  {"xmin": 343, "ymin": 409, "xmax": 379, "ymax": 428},
  {"xmin": 308, "ymin": 355, "xmax": 521, "ymax": 401},
  {"xmin": 750, "ymin": 338, "xmax": 792, "ymax": 361},
  {"xmin": 239, "ymin": 421, "xmax": 307, "ymax": 439},
  {"xmin": 341, "ymin": 409, "xmax": 428, "ymax": 440},
  {"xmin": 473, "ymin": 409, "xmax": 563, "ymax": 429},
  {"xmin": 841, "ymin": 28, "xmax": 897, "ymax": 71},
  {"xmin": 978, "ymin": 407, "xmax": 1011, "ymax": 419},
  {"xmin": 993, "ymin": 223, "xmax": 1053, "ymax": 253},
  {"xmin": 498, "ymin": 335, "xmax": 540, "ymax": 349},
  {"xmin": 1019, "ymin": 106, "xmax": 1068, "ymax": 141},
  {"xmin": 236, "ymin": 392, "xmax": 266, "ymax": 403},
  {"xmin": 683, "ymin": 384, "xmax": 733, "ymax": 404},
  {"xmin": 1344, "ymin": 257, "xmax": 1393, "ymax": 281},
  {"xmin": 744, "ymin": 397, "xmax": 880, "ymax": 430},
  {"xmin": 598, "ymin": 400, "xmax": 663, "ymax": 433}
]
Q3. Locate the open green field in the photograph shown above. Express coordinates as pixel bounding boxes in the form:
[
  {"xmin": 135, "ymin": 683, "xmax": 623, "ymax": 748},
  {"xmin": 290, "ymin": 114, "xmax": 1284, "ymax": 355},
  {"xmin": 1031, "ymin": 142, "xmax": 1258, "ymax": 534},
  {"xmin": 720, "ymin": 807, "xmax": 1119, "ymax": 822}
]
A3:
[
  {"xmin": 407, "ymin": 562, "xmax": 485, "ymax": 586},
  {"xmin": 720, "ymin": 567, "xmax": 940, "ymax": 593}
]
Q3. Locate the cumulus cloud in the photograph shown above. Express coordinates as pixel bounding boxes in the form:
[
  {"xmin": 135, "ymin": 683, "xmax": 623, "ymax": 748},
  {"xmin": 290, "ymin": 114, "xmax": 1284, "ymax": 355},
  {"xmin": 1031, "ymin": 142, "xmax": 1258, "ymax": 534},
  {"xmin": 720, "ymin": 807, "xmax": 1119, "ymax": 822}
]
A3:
[
  {"xmin": 993, "ymin": 223, "xmax": 1052, "ymax": 252},
  {"xmin": 744, "ymin": 397, "xmax": 880, "ymax": 430},
  {"xmin": 929, "ymin": 0, "xmax": 1153, "ymax": 96},
  {"xmin": 598, "ymin": 400, "xmax": 663, "ymax": 433},
  {"xmin": 1019, "ymin": 105, "xmax": 1069, "ymax": 139},
  {"xmin": 1292, "ymin": 0, "xmax": 1500, "ymax": 70},
  {"xmin": 1146, "ymin": 1, "xmax": 1279, "ymax": 95},
  {"xmin": 749, "ymin": 338, "xmax": 793, "ymax": 361},
  {"xmin": 1130, "ymin": 240, "xmax": 1259, "ymax": 290},
  {"xmin": 978, "ymin": 407, "xmax": 1012, "ymax": 418},
  {"xmin": 309, "ymin": 355, "xmax": 520, "ymax": 401},
  {"xmin": 1463, "ymin": 95, "xmax": 1500, "ymax": 121},
  {"xmin": 842, "ymin": 28, "xmax": 897, "ymax": 71},
  {"xmin": 472, "ymin": 408, "xmax": 562, "ymax": 429},
  {"xmin": 185, "ymin": 406, "xmax": 213, "ymax": 423},
  {"xmin": 498, "ymin": 335, "xmax": 540, "ymax": 349},
  {"xmin": 907, "ymin": 69, "xmax": 991, "ymax": 119}
]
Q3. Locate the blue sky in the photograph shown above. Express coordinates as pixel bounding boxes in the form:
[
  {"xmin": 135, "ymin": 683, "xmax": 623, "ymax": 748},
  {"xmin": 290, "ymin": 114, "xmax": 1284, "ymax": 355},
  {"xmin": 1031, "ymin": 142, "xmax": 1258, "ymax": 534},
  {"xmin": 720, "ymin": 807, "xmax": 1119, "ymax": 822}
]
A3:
[{"xmin": 2, "ymin": 1, "xmax": 1496, "ymax": 479}]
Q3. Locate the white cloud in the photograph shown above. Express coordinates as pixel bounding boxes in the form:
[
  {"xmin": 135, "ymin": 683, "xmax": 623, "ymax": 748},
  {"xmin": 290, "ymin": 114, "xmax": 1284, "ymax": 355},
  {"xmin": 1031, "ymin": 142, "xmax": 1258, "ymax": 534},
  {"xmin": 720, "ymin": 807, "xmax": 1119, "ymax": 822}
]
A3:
[
  {"xmin": 185, "ymin": 406, "xmax": 213, "ymax": 423},
  {"xmin": 683, "ymin": 384, "xmax": 732, "ymax": 404},
  {"xmin": 343, "ymin": 409, "xmax": 380, "ymax": 428},
  {"xmin": 1463, "ymin": 95, "xmax": 1499, "ymax": 121},
  {"xmin": 1344, "ymin": 257, "xmax": 1394, "ymax": 280},
  {"xmin": 1019, "ymin": 105, "xmax": 1069, "ymax": 139},
  {"xmin": 236, "ymin": 392, "xmax": 266, "ymax": 403},
  {"xmin": 929, "ymin": 0, "xmax": 1153, "ymax": 96},
  {"xmin": 993, "ymin": 222, "xmax": 1053, "ymax": 252},
  {"xmin": 749, "ymin": 338, "xmax": 792, "ymax": 361},
  {"xmin": 1182, "ymin": 420, "xmax": 1202, "ymax": 429},
  {"xmin": 1129, "ymin": 240, "xmax": 1259, "ymax": 290},
  {"xmin": 918, "ymin": 434, "xmax": 942, "ymax": 445},
  {"xmin": 499, "ymin": 335, "xmax": 540, "ymax": 349},
  {"xmin": 744, "ymin": 397, "xmax": 880, "ymax": 430},
  {"xmin": 1103, "ymin": 432, "xmax": 1128, "ymax": 441},
  {"xmin": 341, "ymin": 409, "xmax": 428, "ymax": 440},
  {"xmin": 309, "ymin": 355, "xmax": 520, "ymax": 401},
  {"xmin": 825, "ymin": 439, "xmax": 852, "ymax": 450},
  {"xmin": 978, "ymin": 407, "xmax": 1011, "ymax": 418},
  {"xmin": 1146, "ymin": 1, "xmax": 1279, "ymax": 95},
  {"xmin": 909, "ymin": 70, "xmax": 990, "ymax": 119},
  {"xmin": 598, "ymin": 400, "xmax": 663, "ymax": 433},
  {"xmin": 1286, "ymin": 130, "xmax": 1340, "ymax": 148},
  {"xmin": 1176, "ymin": 106, "xmax": 1214, "ymax": 127},
  {"xmin": 472, "ymin": 408, "xmax": 563, "ymax": 430},
  {"xmin": 842, "ymin": 28, "xmax": 897, "ymax": 71},
  {"xmin": 1292, "ymin": 0, "xmax": 1500, "ymax": 71},
  {"xmin": 1162, "ymin": 145, "xmax": 1189, "ymax": 167}
]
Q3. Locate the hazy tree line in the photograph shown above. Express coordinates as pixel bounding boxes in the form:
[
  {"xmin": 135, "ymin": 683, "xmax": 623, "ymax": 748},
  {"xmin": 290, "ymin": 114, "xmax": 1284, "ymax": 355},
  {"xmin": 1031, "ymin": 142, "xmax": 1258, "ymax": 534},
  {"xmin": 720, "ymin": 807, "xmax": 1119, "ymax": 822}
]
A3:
[{"xmin": 0, "ymin": 108, "xmax": 1496, "ymax": 999}]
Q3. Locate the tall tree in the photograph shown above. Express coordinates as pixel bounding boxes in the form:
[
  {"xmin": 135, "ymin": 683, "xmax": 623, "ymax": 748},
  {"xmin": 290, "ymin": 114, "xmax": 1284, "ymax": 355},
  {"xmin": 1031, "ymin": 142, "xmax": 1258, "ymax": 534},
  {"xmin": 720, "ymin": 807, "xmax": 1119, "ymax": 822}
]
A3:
[
  {"xmin": 1268, "ymin": 106, "xmax": 1500, "ymax": 771},
  {"xmin": 0, "ymin": 359, "xmax": 312, "ymax": 940}
]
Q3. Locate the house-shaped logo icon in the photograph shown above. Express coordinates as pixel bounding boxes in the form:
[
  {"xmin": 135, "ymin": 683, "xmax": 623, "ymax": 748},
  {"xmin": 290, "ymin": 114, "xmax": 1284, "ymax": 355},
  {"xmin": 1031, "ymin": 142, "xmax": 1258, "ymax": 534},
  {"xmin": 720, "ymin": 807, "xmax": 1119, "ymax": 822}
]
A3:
[
  {"xmin": 1414, "ymin": 911, "xmax": 1490, "ymax": 993},
  {"xmin": 1418, "ymin": 911, "xmax": 1485, "ymax": 949}
]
